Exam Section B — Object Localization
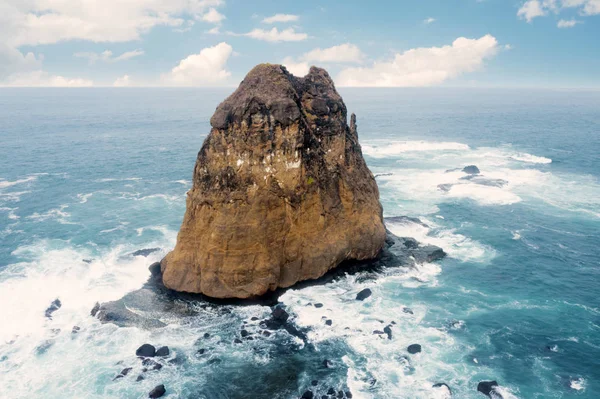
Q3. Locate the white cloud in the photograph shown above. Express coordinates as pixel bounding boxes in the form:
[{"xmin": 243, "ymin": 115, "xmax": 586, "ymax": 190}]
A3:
[
  {"xmin": 337, "ymin": 35, "xmax": 500, "ymax": 87},
  {"xmin": 2, "ymin": 70, "xmax": 93, "ymax": 87},
  {"xmin": 0, "ymin": 44, "xmax": 42, "ymax": 78},
  {"xmin": 1, "ymin": 0, "xmax": 224, "ymax": 47},
  {"xmin": 113, "ymin": 75, "xmax": 132, "ymax": 87},
  {"xmin": 301, "ymin": 43, "xmax": 364, "ymax": 63},
  {"xmin": 282, "ymin": 57, "xmax": 310, "ymax": 76},
  {"xmin": 243, "ymin": 27, "xmax": 308, "ymax": 42},
  {"xmin": 557, "ymin": 18, "xmax": 582, "ymax": 27},
  {"xmin": 262, "ymin": 14, "xmax": 299, "ymax": 24},
  {"xmin": 517, "ymin": 0, "xmax": 549, "ymax": 22},
  {"xmin": 161, "ymin": 42, "xmax": 232, "ymax": 86},
  {"xmin": 518, "ymin": 0, "xmax": 600, "ymax": 23},
  {"xmin": 202, "ymin": 8, "xmax": 225, "ymax": 24},
  {"xmin": 282, "ymin": 43, "xmax": 363, "ymax": 77},
  {"xmin": 424, "ymin": 17, "xmax": 436, "ymax": 24},
  {"xmin": 74, "ymin": 49, "xmax": 144, "ymax": 64}
]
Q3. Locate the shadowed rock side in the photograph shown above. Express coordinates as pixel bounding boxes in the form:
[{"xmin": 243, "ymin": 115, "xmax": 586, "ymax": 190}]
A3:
[{"xmin": 161, "ymin": 64, "xmax": 386, "ymax": 298}]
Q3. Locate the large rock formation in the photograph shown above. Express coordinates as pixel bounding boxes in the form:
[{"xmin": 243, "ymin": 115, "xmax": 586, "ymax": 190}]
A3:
[{"xmin": 161, "ymin": 64, "xmax": 386, "ymax": 298}]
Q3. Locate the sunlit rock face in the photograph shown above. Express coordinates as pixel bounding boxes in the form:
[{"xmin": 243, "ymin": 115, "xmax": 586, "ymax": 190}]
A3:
[{"xmin": 161, "ymin": 64, "xmax": 386, "ymax": 298}]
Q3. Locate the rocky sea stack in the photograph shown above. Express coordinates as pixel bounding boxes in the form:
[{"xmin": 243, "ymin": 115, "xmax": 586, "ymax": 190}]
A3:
[{"xmin": 161, "ymin": 64, "xmax": 386, "ymax": 298}]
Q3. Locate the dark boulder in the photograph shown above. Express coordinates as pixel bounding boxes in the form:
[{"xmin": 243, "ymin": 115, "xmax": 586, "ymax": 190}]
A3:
[
  {"xmin": 148, "ymin": 262, "xmax": 161, "ymax": 276},
  {"xmin": 113, "ymin": 367, "xmax": 132, "ymax": 380},
  {"xmin": 301, "ymin": 391, "xmax": 314, "ymax": 399},
  {"xmin": 314, "ymin": 303, "xmax": 324, "ymax": 308},
  {"xmin": 356, "ymin": 288, "xmax": 372, "ymax": 301},
  {"xmin": 272, "ymin": 306, "xmax": 289, "ymax": 323},
  {"xmin": 325, "ymin": 319, "xmax": 333, "ymax": 326},
  {"xmin": 462, "ymin": 165, "xmax": 480, "ymax": 175},
  {"xmin": 136, "ymin": 344, "xmax": 156, "ymax": 357},
  {"xmin": 477, "ymin": 381, "xmax": 499, "ymax": 397},
  {"xmin": 45, "ymin": 299, "xmax": 62, "ymax": 318},
  {"xmin": 149, "ymin": 384, "xmax": 166, "ymax": 398},
  {"xmin": 156, "ymin": 346, "xmax": 169, "ymax": 357},
  {"xmin": 407, "ymin": 344, "xmax": 421, "ymax": 354}
]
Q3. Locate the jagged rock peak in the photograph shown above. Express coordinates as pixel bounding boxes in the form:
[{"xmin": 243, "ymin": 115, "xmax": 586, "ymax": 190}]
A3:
[{"xmin": 161, "ymin": 63, "xmax": 385, "ymax": 298}]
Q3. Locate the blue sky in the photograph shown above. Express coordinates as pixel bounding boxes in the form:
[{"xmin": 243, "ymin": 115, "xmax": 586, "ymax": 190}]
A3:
[{"xmin": 1, "ymin": 0, "xmax": 599, "ymax": 87}]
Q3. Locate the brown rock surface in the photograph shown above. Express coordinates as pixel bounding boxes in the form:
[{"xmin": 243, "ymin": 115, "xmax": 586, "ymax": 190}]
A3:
[{"xmin": 161, "ymin": 64, "xmax": 386, "ymax": 298}]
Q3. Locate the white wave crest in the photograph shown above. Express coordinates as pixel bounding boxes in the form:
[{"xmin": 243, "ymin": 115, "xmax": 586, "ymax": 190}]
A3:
[
  {"xmin": 509, "ymin": 153, "xmax": 552, "ymax": 164},
  {"xmin": 362, "ymin": 141, "xmax": 470, "ymax": 158},
  {"xmin": 0, "ymin": 176, "xmax": 37, "ymax": 189}
]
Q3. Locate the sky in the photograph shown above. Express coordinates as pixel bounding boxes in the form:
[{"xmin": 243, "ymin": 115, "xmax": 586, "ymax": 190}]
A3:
[{"xmin": 0, "ymin": 0, "xmax": 599, "ymax": 88}]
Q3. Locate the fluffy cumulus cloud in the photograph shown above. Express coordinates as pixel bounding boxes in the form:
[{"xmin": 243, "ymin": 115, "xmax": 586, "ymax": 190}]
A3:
[
  {"xmin": 201, "ymin": 8, "xmax": 226, "ymax": 24},
  {"xmin": 518, "ymin": 0, "xmax": 600, "ymax": 23},
  {"xmin": 161, "ymin": 42, "xmax": 233, "ymax": 86},
  {"xmin": 242, "ymin": 28, "xmax": 308, "ymax": 42},
  {"xmin": 0, "ymin": 0, "xmax": 224, "ymax": 86},
  {"xmin": 0, "ymin": 0, "xmax": 224, "ymax": 47},
  {"xmin": 283, "ymin": 43, "xmax": 364, "ymax": 77},
  {"xmin": 262, "ymin": 14, "xmax": 299, "ymax": 24},
  {"xmin": 74, "ymin": 50, "xmax": 144, "ymax": 64},
  {"xmin": 336, "ymin": 35, "xmax": 500, "ymax": 87}
]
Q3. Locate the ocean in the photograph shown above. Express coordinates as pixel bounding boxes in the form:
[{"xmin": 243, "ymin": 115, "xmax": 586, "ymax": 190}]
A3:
[{"xmin": 0, "ymin": 88, "xmax": 598, "ymax": 398}]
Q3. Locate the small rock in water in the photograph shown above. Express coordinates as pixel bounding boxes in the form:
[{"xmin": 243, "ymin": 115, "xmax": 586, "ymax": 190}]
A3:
[
  {"xmin": 113, "ymin": 367, "xmax": 132, "ymax": 380},
  {"xmin": 325, "ymin": 319, "xmax": 333, "ymax": 326},
  {"xmin": 71, "ymin": 326, "xmax": 81, "ymax": 334},
  {"xmin": 345, "ymin": 391, "xmax": 353, "ymax": 398},
  {"xmin": 82, "ymin": 259, "xmax": 93, "ymax": 264},
  {"xmin": 45, "ymin": 299, "xmax": 62, "ymax": 318},
  {"xmin": 301, "ymin": 391, "xmax": 314, "ymax": 399},
  {"xmin": 327, "ymin": 388, "xmax": 336, "ymax": 395},
  {"xmin": 403, "ymin": 307, "xmax": 414, "ymax": 315},
  {"xmin": 197, "ymin": 348, "xmax": 206, "ymax": 354},
  {"xmin": 136, "ymin": 375, "xmax": 145, "ymax": 382},
  {"xmin": 272, "ymin": 306, "xmax": 290, "ymax": 323},
  {"xmin": 155, "ymin": 346, "xmax": 169, "ymax": 357},
  {"xmin": 148, "ymin": 384, "xmax": 166, "ymax": 398},
  {"xmin": 311, "ymin": 379, "xmax": 318, "ymax": 386},
  {"xmin": 407, "ymin": 344, "xmax": 422, "ymax": 354},
  {"xmin": 356, "ymin": 288, "xmax": 372, "ymax": 301},
  {"xmin": 251, "ymin": 316, "xmax": 259, "ymax": 321},
  {"xmin": 203, "ymin": 333, "xmax": 210, "ymax": 339},
  {"xmin": 233, "ymin": 339, "xmax": 242, "ymax": 344},
  {"xmin": 322, "ymin": 359, "xmax": 332, "ymax": 368},
  {"xmin": 240, "ymin": 329, "xmax": 250, "ymax": 337},
  {"xmin": 462, "ymin": 165, "xmax": 480, "ymax": 175},
  {"xmin": 477, "ymin": 381, "xmax": 500, "ymax": 398},
  {"xmin": 90, "ymin": 302, "xmax": 100, "ymax": 317},
  {"xmin": 373, "ymin": 330, "xmax": 384, "ymax": 335},
  {"xmin": 314, "ymin": 303, "xmax": 324, "ymax": 308},
  {"xmin": 262, "ymin": 331, "xmax": 271, "ymax": 337},
  {"xmin": 132, "ymin": 248, "xmax": 161, "ymax": 257},
  {"xmin": 136, "ymin": 344, "xmax": 156, "ymax": 357},
  {"xmin": 384, "ymin": 325, "xmax": 393, "ymax": 340},
  {"xmin": 142, "ymin": 358, "xmax": 163, "ymax": 370}
]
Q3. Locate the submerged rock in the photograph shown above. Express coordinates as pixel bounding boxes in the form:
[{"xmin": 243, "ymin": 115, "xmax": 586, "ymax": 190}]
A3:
[
  {"xmin": 132, "ymin": 248, "xmax": 161, "ymax": 257},
  {"xmin": 407, "ymin": 344, "xmax": 422, "ymax": 354},
  {"xmin": 45, "ymin": 299, "xmax": 61, "ymax": 318},
  {"xmin": 161, "ymin": 64, "xmax": 386, "ymax": 298}
]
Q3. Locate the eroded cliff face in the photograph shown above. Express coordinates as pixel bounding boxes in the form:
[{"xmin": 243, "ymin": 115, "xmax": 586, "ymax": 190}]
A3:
[{"xmin": 161, "ymin": 64, "xmax": 386, "ymax": 298}]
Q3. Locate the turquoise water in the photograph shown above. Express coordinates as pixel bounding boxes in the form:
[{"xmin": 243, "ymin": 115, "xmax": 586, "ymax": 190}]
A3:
[{"xmin": 0, "ymin": 88, "xmax": 599, "ymax": 398}]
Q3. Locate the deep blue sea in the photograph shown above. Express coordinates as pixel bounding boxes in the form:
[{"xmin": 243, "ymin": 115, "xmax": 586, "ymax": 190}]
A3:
[{"xmin": 0, "ymin": 88, "xmax": 599, "ymax": 399}]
